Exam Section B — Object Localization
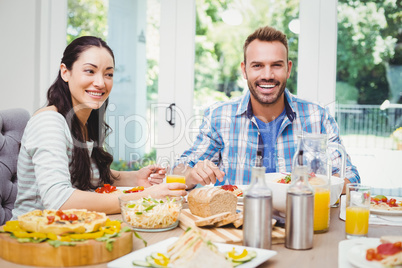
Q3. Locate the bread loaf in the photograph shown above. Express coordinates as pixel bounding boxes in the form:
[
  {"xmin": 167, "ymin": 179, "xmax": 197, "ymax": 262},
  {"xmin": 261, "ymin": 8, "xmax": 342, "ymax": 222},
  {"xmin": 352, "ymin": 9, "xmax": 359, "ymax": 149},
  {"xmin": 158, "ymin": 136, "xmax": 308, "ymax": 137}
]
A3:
[{"xmin": 188, "ymin": 187, "xmax": 237, "ymax": 217}]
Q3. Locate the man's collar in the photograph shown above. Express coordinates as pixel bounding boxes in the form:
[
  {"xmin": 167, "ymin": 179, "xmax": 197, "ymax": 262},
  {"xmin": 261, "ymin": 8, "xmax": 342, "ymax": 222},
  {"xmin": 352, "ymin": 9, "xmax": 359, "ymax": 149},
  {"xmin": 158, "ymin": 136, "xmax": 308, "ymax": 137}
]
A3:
[{"xmin": 237, "ymin": 89, "xmax": 297, "ymax": 122}]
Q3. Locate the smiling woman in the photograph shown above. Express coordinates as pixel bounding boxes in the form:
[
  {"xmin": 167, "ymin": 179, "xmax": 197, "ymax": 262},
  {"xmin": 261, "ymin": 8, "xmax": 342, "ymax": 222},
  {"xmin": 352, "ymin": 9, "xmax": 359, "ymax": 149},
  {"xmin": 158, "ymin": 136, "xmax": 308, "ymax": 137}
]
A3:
[{"xmin": 11, "ymin": 36, "xmax": 187, "ymax": 220}]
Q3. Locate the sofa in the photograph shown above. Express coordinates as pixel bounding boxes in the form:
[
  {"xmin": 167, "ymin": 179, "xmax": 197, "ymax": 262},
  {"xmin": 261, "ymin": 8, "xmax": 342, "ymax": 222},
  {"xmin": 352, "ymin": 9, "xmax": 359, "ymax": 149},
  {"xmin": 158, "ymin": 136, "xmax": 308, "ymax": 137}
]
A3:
[{"xmin": 0, "ymin": 108, "xmax": 30, "ymax": 225}]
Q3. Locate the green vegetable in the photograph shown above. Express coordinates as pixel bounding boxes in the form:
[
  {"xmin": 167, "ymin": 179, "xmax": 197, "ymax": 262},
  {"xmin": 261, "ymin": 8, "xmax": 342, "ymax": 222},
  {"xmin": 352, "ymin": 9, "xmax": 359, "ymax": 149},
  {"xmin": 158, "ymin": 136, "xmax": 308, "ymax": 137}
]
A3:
[
  {"xmin": 132, "ymin": 260, "xmax": 152, "ymax": 267},
  {"xmin": 144, "ymin": 204, "xmax": 156, "ymax": 212},
  {"xmin": 47, "ymin": 240, "xmax": 77, "ymax": 248}
]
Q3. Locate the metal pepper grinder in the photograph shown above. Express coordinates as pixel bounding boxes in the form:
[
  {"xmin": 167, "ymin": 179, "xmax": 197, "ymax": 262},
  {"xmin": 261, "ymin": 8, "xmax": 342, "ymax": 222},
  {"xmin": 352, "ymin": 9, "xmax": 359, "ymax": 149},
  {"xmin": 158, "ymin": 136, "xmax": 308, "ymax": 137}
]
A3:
[
  {"xmin": 243, "ymin": 150, "xmax": 272, "ymax": 249},
  {"xmin": 285, "ymin": 150, "xmax": 314, "ymax": 250}
]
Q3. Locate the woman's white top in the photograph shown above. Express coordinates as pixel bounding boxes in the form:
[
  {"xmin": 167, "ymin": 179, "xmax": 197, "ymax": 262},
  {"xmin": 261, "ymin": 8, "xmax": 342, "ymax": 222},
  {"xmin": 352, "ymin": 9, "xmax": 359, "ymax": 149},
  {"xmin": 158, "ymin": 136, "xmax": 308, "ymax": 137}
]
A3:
[{"xmin": 12, "ymin": 111, "xmax": 100, "ymax": 219}]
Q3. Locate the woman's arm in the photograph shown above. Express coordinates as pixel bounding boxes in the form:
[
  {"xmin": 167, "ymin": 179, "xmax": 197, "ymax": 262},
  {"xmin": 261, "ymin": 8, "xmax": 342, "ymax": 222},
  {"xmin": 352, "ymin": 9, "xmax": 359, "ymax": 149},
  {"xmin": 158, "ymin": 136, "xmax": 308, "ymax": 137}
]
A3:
[
  {"xmin": 111, "ymin": 165, "xmax": 167, "ymax": 187},
  {"xmin": 60, "ymin": 183, "xmax": 187, "ymax": 214}
]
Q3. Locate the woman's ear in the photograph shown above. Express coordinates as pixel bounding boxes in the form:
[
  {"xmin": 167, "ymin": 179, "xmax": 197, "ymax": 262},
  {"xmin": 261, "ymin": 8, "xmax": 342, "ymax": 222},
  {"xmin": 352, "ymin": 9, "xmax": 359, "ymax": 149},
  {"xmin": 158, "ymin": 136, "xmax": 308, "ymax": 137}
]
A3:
[{"xmin": 60, "ymin": 63, "xmax": 69, "ymax": 82}]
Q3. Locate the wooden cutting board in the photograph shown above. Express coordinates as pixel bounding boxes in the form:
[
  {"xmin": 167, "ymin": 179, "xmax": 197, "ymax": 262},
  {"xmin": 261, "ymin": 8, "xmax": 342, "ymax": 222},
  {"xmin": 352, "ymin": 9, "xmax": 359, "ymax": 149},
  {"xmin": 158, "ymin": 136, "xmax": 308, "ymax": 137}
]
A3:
[
  {"xmin": 179, "ymin": 208, "xmax": 285, "ymax": 244},
  {"xmin": 0, "ymin": 229, "xmax": 133, "ymax": 267}
]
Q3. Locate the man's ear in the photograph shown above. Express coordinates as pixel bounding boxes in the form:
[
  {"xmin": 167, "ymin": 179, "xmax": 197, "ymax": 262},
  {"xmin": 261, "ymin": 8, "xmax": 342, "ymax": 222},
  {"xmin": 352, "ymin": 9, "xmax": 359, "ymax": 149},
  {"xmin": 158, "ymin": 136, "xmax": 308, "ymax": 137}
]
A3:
[
  {"xmin": 287, "ymin": 60, "xmax": 293, "ymax": 79},
  {"xmin": 241, "ymin": 61, "xmax": 247, "ymax": 79},
  {"xmin": 60, "ymin": 63, "xmax": 69, "ymax": 82}
]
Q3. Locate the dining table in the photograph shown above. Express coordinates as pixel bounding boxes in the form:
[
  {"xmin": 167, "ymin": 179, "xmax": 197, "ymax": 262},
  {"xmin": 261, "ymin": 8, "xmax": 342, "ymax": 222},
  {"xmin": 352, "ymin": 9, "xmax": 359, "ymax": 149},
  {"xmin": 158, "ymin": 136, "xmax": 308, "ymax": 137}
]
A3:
[{"xmin": 1, "ymin": 200, "xmax": 401, "ymax": 268}]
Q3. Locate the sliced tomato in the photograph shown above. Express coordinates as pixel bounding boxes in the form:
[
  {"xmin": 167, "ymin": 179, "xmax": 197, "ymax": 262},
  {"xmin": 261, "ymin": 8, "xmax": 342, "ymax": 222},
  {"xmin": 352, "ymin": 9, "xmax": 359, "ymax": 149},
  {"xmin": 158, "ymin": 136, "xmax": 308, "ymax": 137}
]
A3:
[{"xmin": 47, "ymin": 216, "xmax": 55, "ymax": 224}]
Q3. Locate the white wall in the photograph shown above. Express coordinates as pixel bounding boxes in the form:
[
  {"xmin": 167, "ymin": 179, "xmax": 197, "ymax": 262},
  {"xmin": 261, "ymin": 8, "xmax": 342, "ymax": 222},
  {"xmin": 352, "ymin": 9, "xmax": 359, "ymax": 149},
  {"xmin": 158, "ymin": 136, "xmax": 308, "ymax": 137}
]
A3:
[
  {"xmin": 297, "ymin": 0, "xmax": 338, "ymax": 115},
  {"xmin": 0, "ymin": 0, "xmax": 67, "ymax": 114}
]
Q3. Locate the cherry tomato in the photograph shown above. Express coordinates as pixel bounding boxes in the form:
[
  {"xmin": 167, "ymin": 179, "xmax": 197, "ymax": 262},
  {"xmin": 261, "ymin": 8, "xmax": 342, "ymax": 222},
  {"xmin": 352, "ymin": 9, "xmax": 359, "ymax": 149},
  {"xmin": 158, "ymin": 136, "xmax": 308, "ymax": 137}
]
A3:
[
  {"xmin": 69, "ymin": 214, "xmax": 78, "ymax": 221},
  {"xmin": 60, "ymin": 214, "xmax": 69, "ymax": 221},
  {"xmin": 375, "ymin": 253, "xmax": 383, "ymax": 261},
  {"xmin": 56, "ymin": 210, "xmax": 64, "ymax": 217},
  {"xmin": 389, "ymin": 198, "xmax": 397, "ymax": 207},
  {"xmin": 47, "ymin": 216, "xmax": 55, "ymax": 224}
]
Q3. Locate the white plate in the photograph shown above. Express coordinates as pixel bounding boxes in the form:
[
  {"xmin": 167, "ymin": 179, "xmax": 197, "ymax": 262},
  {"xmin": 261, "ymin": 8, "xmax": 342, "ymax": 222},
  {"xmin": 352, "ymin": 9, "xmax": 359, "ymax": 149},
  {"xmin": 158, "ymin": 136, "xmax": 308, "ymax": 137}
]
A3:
[
  {"xmin": 237, "ymin": 185, "xmax": 248, "ymax": 204},
  {"xmin": 346, "ymin": 238, "xmax": 383, "ymax": 268},
  {"xmin": 370, "ymin": 196, "xmax": 402, "ymax": 216},
  {"xmin": 108, "ymin": 237, "xmax": 277, "ymax": 268}
]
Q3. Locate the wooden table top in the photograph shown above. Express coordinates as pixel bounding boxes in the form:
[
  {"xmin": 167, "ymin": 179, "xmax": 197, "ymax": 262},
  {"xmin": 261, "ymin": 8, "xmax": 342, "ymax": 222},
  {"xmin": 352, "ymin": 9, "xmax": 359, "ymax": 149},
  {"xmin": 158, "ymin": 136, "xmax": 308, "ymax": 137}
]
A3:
[{"xmin": 1, "ymin": 205, "xmax": 400, "ymax": 268}]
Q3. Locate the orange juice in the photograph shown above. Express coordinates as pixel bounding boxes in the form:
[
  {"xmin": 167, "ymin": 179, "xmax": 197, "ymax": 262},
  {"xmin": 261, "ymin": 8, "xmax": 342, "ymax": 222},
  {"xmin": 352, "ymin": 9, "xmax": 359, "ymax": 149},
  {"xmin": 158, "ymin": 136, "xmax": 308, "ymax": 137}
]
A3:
[
  {"xmin": 166, "ymin": 175, "xmax": 186, "ymax": 190},
  {"xmin": 345, "ymin": 206, "xmax": 369, "ymax": 236},
  {"xmin": 314, "ymin": 188, "xmax": 330, "ymax": 233}
]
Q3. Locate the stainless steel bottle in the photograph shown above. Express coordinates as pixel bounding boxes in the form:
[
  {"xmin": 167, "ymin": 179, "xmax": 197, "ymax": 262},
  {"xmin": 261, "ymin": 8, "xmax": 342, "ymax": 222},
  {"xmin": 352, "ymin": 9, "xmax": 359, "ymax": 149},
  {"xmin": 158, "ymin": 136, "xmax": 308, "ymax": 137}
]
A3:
[
  {"xmin": 243, "ymin": 151, "xmax": 272, "ymax": 249},
  {"xmin": 285, "ymin": 150, "xmax": 314, "ymax": 250}
]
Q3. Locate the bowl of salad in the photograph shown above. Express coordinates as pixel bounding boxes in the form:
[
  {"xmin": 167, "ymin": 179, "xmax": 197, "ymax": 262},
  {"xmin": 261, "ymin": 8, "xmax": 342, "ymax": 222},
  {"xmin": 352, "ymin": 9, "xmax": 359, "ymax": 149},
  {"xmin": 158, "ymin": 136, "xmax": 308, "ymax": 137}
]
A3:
[
  {"xmin": 119, "ymin": 195, "xmax": 183, "ymax": 232},
  {"xmin": 265, "ymin": 173, "xmax": 344, "ymax": 214}
]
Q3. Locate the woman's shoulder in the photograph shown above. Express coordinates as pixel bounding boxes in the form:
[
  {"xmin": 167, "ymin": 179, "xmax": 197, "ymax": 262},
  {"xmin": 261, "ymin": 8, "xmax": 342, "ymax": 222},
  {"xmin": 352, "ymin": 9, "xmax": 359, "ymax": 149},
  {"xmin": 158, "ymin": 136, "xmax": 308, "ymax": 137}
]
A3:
[
  {"xmin": 33, "ymin": 105, "xmax": 58, "ymax": 116},
  {"xmin": 27, "ymin": 106, "xmax": 67, "ymax": 130}
]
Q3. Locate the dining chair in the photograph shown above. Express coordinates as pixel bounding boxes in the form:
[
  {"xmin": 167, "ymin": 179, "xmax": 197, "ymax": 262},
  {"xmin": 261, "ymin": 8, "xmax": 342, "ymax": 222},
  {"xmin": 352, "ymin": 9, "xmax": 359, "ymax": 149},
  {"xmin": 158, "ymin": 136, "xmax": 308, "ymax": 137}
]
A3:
[{"xmin": 0, "ymin": 108, "xmax": 30, "ymax": 225}]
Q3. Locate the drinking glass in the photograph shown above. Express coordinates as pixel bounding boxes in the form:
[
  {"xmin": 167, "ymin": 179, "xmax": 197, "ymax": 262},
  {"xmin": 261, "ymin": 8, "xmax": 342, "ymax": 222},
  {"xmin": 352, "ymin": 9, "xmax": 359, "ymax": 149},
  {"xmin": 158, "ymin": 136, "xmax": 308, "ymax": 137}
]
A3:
[
  {"xmin": 166, "ymin": 159, "xmax": 186, "ymax": 189},
  {"xmin": 345, "ymin": 183, "xmax": 371, "ymax": 239}
]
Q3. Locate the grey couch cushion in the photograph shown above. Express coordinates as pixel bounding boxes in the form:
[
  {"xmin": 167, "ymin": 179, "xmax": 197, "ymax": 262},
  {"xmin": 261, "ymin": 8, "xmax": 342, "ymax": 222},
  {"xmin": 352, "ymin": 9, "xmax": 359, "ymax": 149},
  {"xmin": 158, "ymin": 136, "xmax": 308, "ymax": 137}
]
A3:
[{"xmin": 0, "ymin": 108, "xmax": 30, "ymax": 224}]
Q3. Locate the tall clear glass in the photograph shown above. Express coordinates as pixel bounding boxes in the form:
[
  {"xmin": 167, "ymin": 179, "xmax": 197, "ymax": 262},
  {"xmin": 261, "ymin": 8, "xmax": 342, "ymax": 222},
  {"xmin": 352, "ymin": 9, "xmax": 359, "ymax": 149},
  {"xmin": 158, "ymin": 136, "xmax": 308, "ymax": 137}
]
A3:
[{"xmin": 296, "ymin": 133, "xmax": 346, "ymax": 233}]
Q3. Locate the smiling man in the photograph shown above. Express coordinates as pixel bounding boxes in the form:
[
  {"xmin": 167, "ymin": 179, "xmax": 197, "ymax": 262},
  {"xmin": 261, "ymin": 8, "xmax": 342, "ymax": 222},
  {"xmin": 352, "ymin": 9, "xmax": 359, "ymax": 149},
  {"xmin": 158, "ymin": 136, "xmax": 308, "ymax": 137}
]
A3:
[{"xmin": 176, "ymin": 26, "xmax": 360, "ymax": 191}]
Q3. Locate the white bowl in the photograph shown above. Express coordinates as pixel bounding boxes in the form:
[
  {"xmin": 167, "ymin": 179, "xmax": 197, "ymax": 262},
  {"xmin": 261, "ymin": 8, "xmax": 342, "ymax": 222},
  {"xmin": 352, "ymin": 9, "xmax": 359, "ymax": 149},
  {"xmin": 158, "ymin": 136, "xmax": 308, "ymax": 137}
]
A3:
[{"xmin": 265, "ymin": 173, "xmax": 344, "ymax": 214}]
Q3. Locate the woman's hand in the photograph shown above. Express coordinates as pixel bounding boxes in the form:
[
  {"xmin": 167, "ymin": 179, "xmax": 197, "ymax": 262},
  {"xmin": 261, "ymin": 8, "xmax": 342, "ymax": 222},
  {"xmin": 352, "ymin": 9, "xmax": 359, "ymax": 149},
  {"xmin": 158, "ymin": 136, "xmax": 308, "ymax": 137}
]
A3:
[
  {"xmin": 136, "ymin": 165, "xmax": 167, "ymax": 187},
  {"xmin": 141, "ymin": 183, "xmax": 187, "ymax": 199}
]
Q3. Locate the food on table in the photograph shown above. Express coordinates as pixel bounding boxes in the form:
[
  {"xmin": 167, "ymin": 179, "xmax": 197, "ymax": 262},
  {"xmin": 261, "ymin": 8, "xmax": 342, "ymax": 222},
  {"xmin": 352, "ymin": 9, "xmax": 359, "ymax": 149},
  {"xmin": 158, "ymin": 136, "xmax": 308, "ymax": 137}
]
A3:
[
  {"xmin": 276, "ymin": 173, "xmax": 326, "ymax": 186},
  {"xmin": 195, "ymin": 211, "xmax": 232, "ymax": 227},
  {"xmin": 95, "ymin": 183, "xmax": 123, "ymax": 195},
  {"xmin": 220, "ymin": 184, "xmax": 243, "ymax": 197},
  {"xmin": 188, "ymin": 187, "xmax": 237, "ymax": 217},
  {"xmin": 17, "ymin": 209, "xmax": 107, "ymax": 235},
  {"xmin": 167, "ymin": 227, "xmax": 234, "ymax": 267},
  {"xmin": 121, "ymin": 197, "xmax": 182, "ymax": 229},
  {"xmin": 215, "ymin": 213, "xmax": 243, "ymax": 228},
  {"xmin": 277, "ymin": 174, "xmax": 292, "ymax": 184},
  {"xmin": 123, "ymin": 186, "xmax": 145, "ymax": 193},
  {"xmin": 370, "ymin": 195, "xmax": 402, "ymax": 211},
  {"xmin": 194, "ymin": 211, "xmax": 242, "ymax": 228},
  {"xmin": 225, "ymin": 247, "xmax": 257, "ymax": 266},
  {"xmin": 133, "ymin": 227, "xmax": 245, "ymax": 267},
  {"xmin": 2, "ymin": 209, "xmax": 128, "ymax": 250},
  {"xmin": 366, "ymin": 236, "xmax": 402, "ymax": 266}
]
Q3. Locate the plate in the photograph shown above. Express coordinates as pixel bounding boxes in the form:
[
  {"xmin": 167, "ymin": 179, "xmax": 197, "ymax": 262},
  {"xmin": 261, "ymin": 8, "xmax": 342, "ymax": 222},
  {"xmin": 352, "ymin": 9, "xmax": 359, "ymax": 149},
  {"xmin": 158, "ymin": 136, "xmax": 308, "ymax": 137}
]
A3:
[
  {"xmin": 108, "ymin": 237, "xmax": 277, "ymax": 268},
  {"xmin": 236, "ymin": 185, "xmax": 248, "ymax": 204},
  {"xmin": 370, "ymin": 197, "xmax": 402, "ymax": 216},
  {"xmin": 346, "ymin": 238, "xmax": 383, "ymax": 268}
]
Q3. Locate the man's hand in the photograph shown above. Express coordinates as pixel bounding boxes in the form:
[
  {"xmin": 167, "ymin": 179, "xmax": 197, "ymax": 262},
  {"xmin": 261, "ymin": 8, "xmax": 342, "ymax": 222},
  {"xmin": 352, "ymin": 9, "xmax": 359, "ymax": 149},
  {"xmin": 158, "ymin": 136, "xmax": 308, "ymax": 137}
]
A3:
[
  {"xmin": 342, "ymin": 178, "xmax": 351, "ymax": 194},
  {"xmin": 180, "ymin": 160, "xmax": 225, "ymax": 189}
]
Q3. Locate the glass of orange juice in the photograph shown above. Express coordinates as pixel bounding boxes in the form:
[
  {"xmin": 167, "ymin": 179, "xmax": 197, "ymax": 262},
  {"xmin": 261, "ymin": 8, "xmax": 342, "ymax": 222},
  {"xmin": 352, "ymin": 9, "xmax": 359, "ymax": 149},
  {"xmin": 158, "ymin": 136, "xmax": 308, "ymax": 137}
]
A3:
[
  {"xmin": 313, "ymin": 186, "xmax": 331, "ymax": 233},
  {"xmin": 166, "ymin": 160, "xmax": 186, "ymax": 190},
  {"xmin": 345, "ymin": 183, "xmax": 371, "ymax": 239}
]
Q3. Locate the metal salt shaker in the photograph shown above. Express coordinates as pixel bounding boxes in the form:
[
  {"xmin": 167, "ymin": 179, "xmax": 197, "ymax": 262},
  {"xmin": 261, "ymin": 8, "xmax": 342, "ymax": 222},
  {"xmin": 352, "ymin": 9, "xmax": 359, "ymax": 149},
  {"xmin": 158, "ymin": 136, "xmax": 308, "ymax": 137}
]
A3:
[
  {"xmin": 285, "ymin": 150, "xmax": 314, "ymax": 250},
  {"xmin": 243, "ymin": 151, "xmax": 272, "ymax": 249}
]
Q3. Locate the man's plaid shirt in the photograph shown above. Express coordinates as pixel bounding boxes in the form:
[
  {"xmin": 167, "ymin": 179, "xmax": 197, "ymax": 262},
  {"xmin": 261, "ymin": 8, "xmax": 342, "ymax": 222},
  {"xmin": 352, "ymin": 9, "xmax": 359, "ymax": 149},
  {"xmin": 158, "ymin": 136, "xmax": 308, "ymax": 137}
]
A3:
[{"xmin": 180, "ymin": 89, "xmax": 360, "ymax": 185}]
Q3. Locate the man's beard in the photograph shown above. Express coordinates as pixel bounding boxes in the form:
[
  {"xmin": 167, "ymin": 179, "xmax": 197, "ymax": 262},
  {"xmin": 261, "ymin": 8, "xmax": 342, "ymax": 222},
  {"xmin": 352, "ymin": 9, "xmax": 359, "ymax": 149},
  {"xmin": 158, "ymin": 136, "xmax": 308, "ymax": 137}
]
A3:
[{"xmin": 248, "ymin": 79, "xmax": 286, "ymax": 106}]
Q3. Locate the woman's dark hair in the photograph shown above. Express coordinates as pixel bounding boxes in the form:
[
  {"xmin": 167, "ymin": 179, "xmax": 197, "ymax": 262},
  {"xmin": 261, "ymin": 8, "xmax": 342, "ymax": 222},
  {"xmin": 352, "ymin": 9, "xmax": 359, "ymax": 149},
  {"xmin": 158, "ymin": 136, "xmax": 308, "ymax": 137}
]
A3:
[{"xmin": 47, "ymin": 36, "xmax": 117, "ymax": 190}]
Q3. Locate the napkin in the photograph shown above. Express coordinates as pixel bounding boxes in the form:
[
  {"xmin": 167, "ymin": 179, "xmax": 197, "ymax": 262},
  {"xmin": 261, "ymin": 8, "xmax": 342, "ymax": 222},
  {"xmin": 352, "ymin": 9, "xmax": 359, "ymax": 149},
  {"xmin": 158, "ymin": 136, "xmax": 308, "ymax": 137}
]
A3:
[{"xmin": 339, "ymin": 195, "xmax": 402, "ymax": 226}]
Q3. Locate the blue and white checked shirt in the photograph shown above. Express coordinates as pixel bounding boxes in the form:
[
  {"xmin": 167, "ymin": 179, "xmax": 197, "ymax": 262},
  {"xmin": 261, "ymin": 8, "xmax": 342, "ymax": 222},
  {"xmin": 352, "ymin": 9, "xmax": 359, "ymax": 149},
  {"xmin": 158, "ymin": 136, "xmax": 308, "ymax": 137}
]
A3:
[{"xmin": 180, "ymin": 89, "xmax": 360, "ymax": 186}]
